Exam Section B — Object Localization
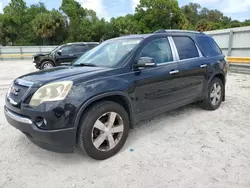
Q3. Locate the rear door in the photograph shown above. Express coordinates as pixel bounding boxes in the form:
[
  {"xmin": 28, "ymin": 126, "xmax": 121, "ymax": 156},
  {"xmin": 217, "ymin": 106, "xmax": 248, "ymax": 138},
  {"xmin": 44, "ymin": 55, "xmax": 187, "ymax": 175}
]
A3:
[
  {"xmin": 73, "ymin": 44, "xmax": 91, "ymax": 59},
  {"xmin": 171, "ymin": 36, "xmax": 207, "ymax": 102}
]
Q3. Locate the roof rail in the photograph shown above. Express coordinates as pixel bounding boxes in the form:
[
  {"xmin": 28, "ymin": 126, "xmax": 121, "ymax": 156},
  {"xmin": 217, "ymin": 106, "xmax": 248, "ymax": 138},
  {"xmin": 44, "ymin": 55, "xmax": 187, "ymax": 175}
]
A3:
[
  {"xmin": 154, "ymin": 29, "xmax": 167, "ymax": 33},
  {"xmin": 154, "ymin": 29, "xmax": 202, "ymax": 34},
  {"xmin": 66, "ymin": 42, "xmax": 99, "ymax": 45}
]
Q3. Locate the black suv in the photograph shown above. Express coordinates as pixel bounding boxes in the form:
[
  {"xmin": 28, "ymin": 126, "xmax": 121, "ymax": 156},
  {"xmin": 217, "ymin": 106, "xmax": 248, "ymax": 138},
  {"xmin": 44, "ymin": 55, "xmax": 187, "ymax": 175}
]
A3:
[
  {"xmin": 33, "ymin": 42, "xmax": 99, "ymax": 70},
  {"xmin": 5, "ymin": 30, "xmax": 228, "ymax": 160}
]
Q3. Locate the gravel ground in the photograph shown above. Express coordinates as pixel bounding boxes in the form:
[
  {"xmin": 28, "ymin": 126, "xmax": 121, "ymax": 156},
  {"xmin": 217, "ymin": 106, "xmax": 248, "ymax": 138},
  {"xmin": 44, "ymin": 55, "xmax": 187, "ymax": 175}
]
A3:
[{"xmin": 0, "ymin": 60, "xmax": 250, "ymax": 188}]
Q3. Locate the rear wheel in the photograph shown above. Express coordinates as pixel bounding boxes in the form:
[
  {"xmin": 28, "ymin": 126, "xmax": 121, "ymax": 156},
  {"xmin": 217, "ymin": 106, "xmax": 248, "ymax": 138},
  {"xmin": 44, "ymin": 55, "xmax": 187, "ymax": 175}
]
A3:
[
  {"xmin": 41, "ymin": 61, "xmax": 54, "ymax": 70},
  {"xmin": 76, "ymin": 101, "xmax": 129, "ymax": 160},
  {"xmin": 201, "ymin": 77, "xmax": 223, "ymax": 110}
]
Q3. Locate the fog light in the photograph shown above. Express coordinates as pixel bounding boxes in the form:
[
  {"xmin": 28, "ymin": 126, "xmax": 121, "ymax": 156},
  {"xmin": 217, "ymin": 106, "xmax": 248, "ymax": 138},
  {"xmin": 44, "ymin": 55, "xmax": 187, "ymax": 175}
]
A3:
[{"xmin": 35, "ymin": 117, "xmax": 47, "ymax": 128}]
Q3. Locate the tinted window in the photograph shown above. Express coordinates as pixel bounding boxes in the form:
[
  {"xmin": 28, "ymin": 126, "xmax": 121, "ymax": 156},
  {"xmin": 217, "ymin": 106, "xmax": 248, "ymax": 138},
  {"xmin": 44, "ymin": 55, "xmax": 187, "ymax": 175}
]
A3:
[
  {"xmin": 89, "ymin": 44, "xmax": 98, "ymax": 49},
  {"xmin": 74, "ymin": 39, "xmax": 141, "ymax": 67},
  {"xmin": 173, "ymin": 36, "xmax": 199, "ymax": 60},
  {"xmin": 74, "ymin": 45, "xmax": 89, "ymax": 52},
  {"xmin": 197, "ymin": 36, "xmax": 222, "ymax": 57},
  {"xmin": 61, "ymin": 45, "xmax": 73, "ymax": 53},
  {"xmin": 140, "ymin": 38, "xmax": 173, "ymax": 64}
]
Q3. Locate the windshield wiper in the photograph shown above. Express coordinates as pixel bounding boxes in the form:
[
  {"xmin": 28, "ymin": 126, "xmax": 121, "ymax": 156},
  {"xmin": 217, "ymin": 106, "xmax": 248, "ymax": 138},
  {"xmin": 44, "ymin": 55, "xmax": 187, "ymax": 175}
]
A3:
[{"xmin": 74, "ymin": 63, "xmax": 97, "ymax": 67}]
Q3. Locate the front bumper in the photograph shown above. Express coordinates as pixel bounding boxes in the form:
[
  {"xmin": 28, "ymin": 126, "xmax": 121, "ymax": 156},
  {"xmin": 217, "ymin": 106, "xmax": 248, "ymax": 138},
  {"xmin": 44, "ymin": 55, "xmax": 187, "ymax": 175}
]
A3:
[
  {"xmin": 33, "ymin": 57, "xmax": 41, "ymax": 69},
  {"xmin": 33, "ymin": 60, "xmax": 40, "ymax": 69},
  {"xmin": 4, "ymin": 106, "xmax": 76, "ymax": 153}
]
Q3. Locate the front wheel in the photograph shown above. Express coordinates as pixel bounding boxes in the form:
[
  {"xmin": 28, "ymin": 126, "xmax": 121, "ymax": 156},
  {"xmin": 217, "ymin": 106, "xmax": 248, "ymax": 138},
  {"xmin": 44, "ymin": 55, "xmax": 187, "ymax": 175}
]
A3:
[
  {"xmin": 76, "ymin": 101, "xmax": 129, "ymax": 160},
  {"xmin": 41, "ymin": 61, "xmax": 54, "ymax": 70},
  {"xmin": 201, "ymin": 77, "xmax": 224, "ymax": 110}
]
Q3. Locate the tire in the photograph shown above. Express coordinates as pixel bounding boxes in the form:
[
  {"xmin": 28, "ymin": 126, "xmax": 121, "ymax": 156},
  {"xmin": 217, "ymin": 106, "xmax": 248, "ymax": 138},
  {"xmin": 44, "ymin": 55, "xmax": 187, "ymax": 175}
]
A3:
[
  {"xmin": 41, "ymin": 61, "xmax": 54, "ymax": 70},
  {"xmin": 201, "ymin": 77, "xmax": 224, "ymax": 110},
  {"xmin": 76, "ymin": 101, "xmax": 130, "ymax": 160}
]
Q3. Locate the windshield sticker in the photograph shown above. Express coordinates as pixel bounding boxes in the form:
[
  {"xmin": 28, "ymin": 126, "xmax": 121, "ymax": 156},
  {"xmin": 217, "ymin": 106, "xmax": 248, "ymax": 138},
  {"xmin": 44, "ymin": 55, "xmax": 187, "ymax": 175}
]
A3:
[{"xmin": 122, "ymin": 40, "xmax": 140, "ymax": 45}]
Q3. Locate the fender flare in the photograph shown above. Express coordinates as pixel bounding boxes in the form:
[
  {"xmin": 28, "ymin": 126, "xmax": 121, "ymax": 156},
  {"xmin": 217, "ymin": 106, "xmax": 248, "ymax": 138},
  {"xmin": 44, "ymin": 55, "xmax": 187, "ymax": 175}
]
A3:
[
  {"xmin": 206, "ymin": 72, "xmax": 226, "ymax": 101},
  {"xmin": 41, "ymin": 59, "xmax": 55, "ymax": 65},
  {"xmin": 73, "ymin": 91, "xmax": 135, "ymax": 130}
]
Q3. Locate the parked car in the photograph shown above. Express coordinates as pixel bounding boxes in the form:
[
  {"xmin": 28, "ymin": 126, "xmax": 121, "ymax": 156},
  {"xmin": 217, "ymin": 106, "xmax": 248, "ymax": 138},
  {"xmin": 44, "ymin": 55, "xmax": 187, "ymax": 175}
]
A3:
[
  {"xmin": 33, "ymin": 42, "xmax": 99, "ymax": 70},
  {"xmin": 5, "ymin": 30, "xmax": 228, "ymax": 160}
]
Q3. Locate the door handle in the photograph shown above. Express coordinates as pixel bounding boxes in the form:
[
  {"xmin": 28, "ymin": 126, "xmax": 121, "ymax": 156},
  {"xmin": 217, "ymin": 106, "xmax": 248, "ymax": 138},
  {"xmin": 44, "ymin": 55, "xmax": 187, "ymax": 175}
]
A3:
[
  {"xmin": 169, "ymin": 70, "xmax": 179, "ymax": 75},
  {"xmin": 200, "ymin": 64, "xmax": 207, "ymax": 68}
]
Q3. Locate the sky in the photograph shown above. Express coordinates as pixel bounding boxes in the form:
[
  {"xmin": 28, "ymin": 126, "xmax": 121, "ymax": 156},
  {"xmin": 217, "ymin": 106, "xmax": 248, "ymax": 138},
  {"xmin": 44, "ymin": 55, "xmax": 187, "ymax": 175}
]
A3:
[{"xmin": 0, "ymin": 0, "xmax": 250, "ymax": 21}]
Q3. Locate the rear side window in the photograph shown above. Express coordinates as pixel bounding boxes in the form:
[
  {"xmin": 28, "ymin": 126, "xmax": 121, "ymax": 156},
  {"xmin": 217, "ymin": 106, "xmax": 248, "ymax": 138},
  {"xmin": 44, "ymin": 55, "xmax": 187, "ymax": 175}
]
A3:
[
  {"xmin": 196, "ymin": 36, "xmax": 222, "ymax": 57},
  {"xmin": 172, "ymin": 36, "xmax": 199, "ymax": 60},
  {"xmin": 88, "ymin": 44, "xmax": 98, "ymax": 49},
  {"xmin": 74, "ymin": 45, "xmax": 89, "ymax": 52}
]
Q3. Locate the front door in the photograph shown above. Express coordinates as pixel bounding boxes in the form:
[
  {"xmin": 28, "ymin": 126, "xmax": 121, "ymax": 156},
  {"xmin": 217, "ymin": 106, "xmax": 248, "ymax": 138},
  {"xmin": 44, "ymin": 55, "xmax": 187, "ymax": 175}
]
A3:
[
  {"xmin": 133, "ymin": 37, "xmax": 183, "ymax": 118},
  {"xmin": 56, "ymin": 45, "xmax": 75, "ymax": 64}
]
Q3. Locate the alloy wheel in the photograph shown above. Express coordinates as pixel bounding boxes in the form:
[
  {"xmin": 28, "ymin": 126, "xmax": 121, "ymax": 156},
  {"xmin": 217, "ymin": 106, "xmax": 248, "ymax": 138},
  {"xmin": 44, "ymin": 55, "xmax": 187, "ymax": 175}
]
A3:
[
  {"xmin": 210, "ymin": 82, "xmax": 222, "ymax": 106},
  {"xmin": 91, "ymin": 112, "xmax": 124, "ymax": 151},
  {"xmin": 43, "ymin": 63, "xmax": 53, "ymax": 69}
]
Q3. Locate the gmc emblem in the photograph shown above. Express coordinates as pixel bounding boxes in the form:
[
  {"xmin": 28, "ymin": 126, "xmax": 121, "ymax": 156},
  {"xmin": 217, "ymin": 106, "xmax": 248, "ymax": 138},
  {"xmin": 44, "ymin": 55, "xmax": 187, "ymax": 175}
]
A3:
[{"xmin": 10, "ymin": 87, "xmax": 20, "ymax": 96}]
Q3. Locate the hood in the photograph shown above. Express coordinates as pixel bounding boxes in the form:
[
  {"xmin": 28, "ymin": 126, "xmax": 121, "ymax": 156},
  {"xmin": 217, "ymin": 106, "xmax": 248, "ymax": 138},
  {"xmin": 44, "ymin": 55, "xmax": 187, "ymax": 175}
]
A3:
[
  {"xmin": 34, "ymin": 52, "xmax": 50, "ymax": 57},
  {"xmin": 18, "ymin": 66, "xmax": 107, "ymax": 86}
]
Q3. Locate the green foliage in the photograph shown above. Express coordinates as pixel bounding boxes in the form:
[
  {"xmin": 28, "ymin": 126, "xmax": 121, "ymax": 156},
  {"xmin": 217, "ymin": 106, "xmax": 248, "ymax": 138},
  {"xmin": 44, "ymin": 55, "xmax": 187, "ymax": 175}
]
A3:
[
  {"xmin": 134, "ymin": 0, "xmax": 188, "ymax": 32},
  {"xmin": 229, "ymin": 20, "xmax": 242, "ymax": 28},
  {"xmin": 196, "ymin": 19, "xmax": 212, "ymax": 32},
  {"xmin": 182, "ymin": 3, "xmax": 237, "ymax": 31},
  {"xmin": 181, "ymin": 3, "xmax": 201, "ymax": 28},
  {"xmin": 32, "ymin": 11, "xmax": 67, "ymax": 45},
  {"xmin": 0, "ymin": 0, "xmax": 249, "ymax": 46},
  {"xmin": 243, "ymin": 20, "xmax": 250, "ymax": 26},
  {"xmin": 110, "ymin": 14, "xmax": 141, "ymax": 36}
]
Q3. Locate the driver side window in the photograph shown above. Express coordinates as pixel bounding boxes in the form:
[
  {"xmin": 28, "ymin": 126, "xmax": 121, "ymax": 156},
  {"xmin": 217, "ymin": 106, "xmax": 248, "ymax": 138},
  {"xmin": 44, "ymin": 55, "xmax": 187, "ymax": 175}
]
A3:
[
  {"xmin": 140, "ymin": 38, "xmax": 173, "ymax": 64},
  {"xmin": 61, "ymin": 45, "xmax": 73, "ymax": 54}
]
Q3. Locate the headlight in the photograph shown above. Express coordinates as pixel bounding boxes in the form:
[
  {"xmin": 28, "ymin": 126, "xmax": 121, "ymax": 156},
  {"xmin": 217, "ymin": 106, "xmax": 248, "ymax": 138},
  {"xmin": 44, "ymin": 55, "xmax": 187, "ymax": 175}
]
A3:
[{"xmin": 29, "ymin": 81, "xmax": 73, "ymax": 107}]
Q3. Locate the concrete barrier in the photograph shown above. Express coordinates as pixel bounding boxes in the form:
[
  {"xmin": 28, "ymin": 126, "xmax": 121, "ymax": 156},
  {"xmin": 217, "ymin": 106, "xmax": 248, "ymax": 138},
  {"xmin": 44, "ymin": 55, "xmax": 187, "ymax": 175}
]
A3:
[
  {"xmin": 229, "ymin": 63, "xmax": 250, "ymax": 74},
  {"xmin": 205, "ymin": 26, "xmax": 250, "ymax": 57}
]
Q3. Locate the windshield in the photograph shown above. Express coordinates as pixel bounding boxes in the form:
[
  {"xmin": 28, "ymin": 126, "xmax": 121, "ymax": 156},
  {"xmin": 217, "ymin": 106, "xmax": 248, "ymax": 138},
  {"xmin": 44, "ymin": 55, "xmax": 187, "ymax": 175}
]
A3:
[
  {"xmin": 50, "ymin": 46, "xmax": 60, "ymax": 53},
  {"xmin": 73, "ymin": 38, "xmax": 141, "ymax": 67}
]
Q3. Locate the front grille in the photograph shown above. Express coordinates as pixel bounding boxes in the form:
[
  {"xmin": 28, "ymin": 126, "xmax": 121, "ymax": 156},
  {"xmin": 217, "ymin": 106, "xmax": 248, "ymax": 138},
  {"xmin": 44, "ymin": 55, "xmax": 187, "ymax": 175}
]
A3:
[{"xmin": 8, "ymin": 83, "xmax": 29, "ymax": 104}]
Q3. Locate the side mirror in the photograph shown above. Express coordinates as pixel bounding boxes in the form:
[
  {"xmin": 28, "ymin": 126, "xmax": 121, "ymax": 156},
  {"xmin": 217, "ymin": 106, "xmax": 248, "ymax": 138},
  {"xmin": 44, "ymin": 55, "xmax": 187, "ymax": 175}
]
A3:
[
  {"xmin": 57, "ymin": 49, "xmax": 62, "ymax": 55},
  {"xmin": 134, "ymin": 57, "xmax": 157, "ymax": 68}
]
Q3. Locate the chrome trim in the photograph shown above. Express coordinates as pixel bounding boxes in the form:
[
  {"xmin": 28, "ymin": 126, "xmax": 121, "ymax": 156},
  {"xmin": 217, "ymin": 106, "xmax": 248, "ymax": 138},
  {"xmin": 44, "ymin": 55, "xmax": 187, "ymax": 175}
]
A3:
[
  {"xmin": 15, "ymin": 79, "xmax": 34, "ymax": 87},
  {"xmin": 196, "ymin": 44, "xmax": 203, "ymax": 57},
  {"xmin": 177, "ymin": 56, "xmax": 204, "ymax": 63},
  {"xmin": 5, "ymin": 108, "xmax": 32, "ymax": 125},
  {"xmin": 157, "ymin": 61, "xmax": 178, "ymax": 66},
  {"xmin": 169, "ymin": 70, "xmax": 179, "ymax": 74},
  {"xmin": 7, "ymin": 79, "xmax": 34, "ymax": 106},
  {"xmin": 200, "ymin": 64, "xmax": 207, "ymax": 68},
  {"xmin": 8, "ymin": 97, "xmax": 18, "ymax": 105},
  {"xmin": 168, "ymin": 37, "xmax": 180, "ymax": 61}
]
